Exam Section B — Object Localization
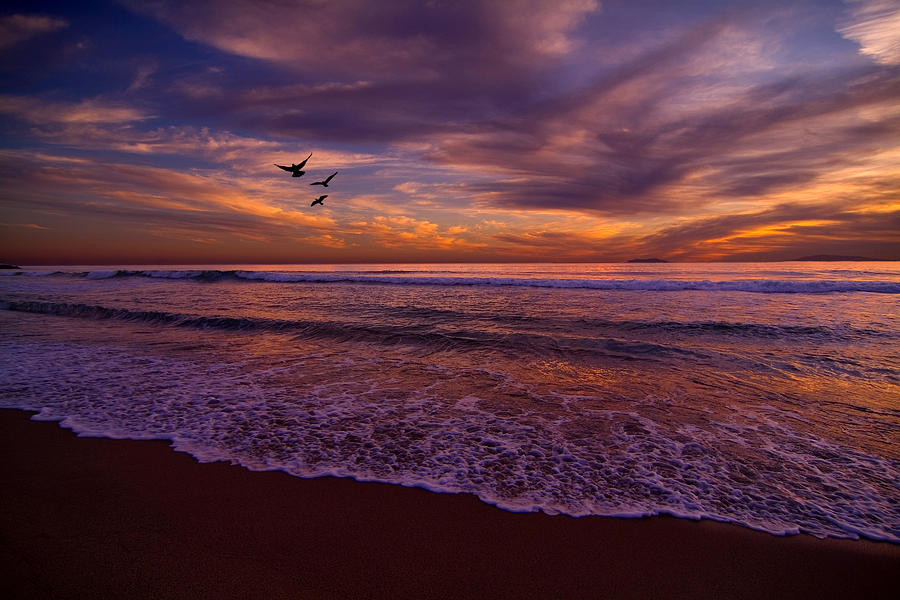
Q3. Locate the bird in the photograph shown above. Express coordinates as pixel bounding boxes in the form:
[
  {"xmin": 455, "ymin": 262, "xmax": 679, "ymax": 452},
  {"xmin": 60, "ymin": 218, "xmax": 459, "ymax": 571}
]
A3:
[
  {"xmin": 311, "ymin": 195, "xmax": 328, "ymax": 206},
  {"xmin": 274, "ymin": 153, "xmax": 312, "ymax": 177},
  {"xmin": 310, "ymin": 172, "xmax": 338, "ymax": 187}
]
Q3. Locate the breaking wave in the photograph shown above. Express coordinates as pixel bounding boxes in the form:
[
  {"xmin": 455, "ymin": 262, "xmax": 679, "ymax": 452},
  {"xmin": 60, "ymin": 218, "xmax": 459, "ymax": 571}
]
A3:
[{"xmin": 2, "ymin": 268, "xmax": 898, "ymax": 293}]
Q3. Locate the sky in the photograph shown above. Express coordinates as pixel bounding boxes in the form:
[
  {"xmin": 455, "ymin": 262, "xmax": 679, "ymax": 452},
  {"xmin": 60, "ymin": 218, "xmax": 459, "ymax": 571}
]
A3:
[{"xmin": 1, "ymin": 0, "xmax": 898, "ymax": 264}]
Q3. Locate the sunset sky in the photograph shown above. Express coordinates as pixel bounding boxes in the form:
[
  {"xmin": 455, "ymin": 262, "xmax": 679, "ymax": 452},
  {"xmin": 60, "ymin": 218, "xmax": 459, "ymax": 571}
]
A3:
[{"xmin": 1, "ymin": 0, "xmax": 898, "ymax": 264}]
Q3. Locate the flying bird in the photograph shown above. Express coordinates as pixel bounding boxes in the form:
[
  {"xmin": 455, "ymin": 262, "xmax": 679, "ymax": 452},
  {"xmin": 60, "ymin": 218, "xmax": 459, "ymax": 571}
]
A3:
[
  {"xmin": 274, "ymin": 153, "xmax": 313, "ymax": 177},
  {"xmin": 311, "ymin": 195, "xmax": 328, "ymax": 207},
  {"xmin": 311, "ymin": 172, "xmax": 338, "ymax": 187}
]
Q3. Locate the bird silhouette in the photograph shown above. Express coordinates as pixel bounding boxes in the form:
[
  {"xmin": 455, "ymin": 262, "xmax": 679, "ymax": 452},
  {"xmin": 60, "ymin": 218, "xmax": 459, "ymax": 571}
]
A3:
[
  {"xmin": 311, "ymin": 172, "xmax": 338, "ymax": 187},
  {"xmin": 311, "ymin": 194, "xmax": 328, "ymax": 206},
  {"xmin": 274, "ymin": 153, "xmax": 312, "ymax": 177}
]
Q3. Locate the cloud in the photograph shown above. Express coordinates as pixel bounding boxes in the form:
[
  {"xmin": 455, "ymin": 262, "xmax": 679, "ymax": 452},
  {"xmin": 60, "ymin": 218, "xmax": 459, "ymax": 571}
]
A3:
[
  {"xmin": 630, "ymin": 201, "xmax": 900, "ymax": 260},
  {"xmin": 465, "ymin": 199, "xmax": 900, "ymax": 262},
  {"xmin": 107, "ymin": 1, "xmax": 605, "ymax": 146},
  {"xmin": 9, "ymin": 111, "xmax": 388, "ymax": 177},
  {"xmin": 302, "ymin": 233, "xmax": 348, "ymax": 249},
  {"xmin": 28, "ymin": 122, "xmax": 285, "ymax": 165},
  {"xmin": 0, "ymin": 14, "xmax": 67, "ymax": 49},
  {"xmin": 838, "ymin": 0, "xmax": 900, "ymax": 65},
  {"xmin": 3, "ymin": 1, "xmax": 899, "ymax": 262},
  {"xmin": 125, "ymin": 0, "xmax": 598, "ymax": 75},
  {"xmin": 424, "ymin": 54, "xmax": 900, "ymax": 215},
  {"xmin": 126, "ymin": 61, "xmax": 158, "ymax": 92},
  {"xmin": 0, "ymin": 149, "xmax": 334, "ymax": 240},
  {"xmin": 0, "ymin": 222, "xmax": 50, "ymax": 230},
  {"xmin": 341, "ymin": 214, "xmax": 481, "ymax": 251},
  {"xmin": 0, "ymin": 95, "xmax": 150, "ymax": 124}
]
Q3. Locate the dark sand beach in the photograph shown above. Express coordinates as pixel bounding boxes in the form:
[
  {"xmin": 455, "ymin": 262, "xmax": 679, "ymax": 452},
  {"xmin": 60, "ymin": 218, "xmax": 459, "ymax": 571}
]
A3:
[{"xmin": 2, "ymin": 409, "xmax": 898, "ymax": 599}]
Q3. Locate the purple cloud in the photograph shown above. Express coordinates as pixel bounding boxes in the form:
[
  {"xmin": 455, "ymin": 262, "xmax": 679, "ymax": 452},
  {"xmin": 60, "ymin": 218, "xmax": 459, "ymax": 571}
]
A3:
[{"xmin": 0, "ymin": 13, "xmax": 67, "ymax": 49}]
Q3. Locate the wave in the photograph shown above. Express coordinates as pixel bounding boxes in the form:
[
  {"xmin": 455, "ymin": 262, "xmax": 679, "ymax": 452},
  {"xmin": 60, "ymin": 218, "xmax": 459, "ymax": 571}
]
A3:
[
  {"xmin": 383, "ymin": 306, "xmax": 887, "ymax": 340},
  {"xmin": 5, "ymin": 268, "xmax": 898, "ymax": 293},
  {"xmin": 3, "ymin": 300, "xmax": 888, "ymax": 344},
  {"xmin": 4, "ymin": 300, "xmax": 890, "ymax": 375},
  {"xmin": 2, "ymin": 300, "xmax": 712, "ymax": 360}
]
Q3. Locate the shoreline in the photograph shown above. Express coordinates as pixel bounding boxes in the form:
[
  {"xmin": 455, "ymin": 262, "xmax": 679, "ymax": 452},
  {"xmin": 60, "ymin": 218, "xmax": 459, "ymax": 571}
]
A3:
[{"xmin": 2, "ymin": 408, "xmax": 898, "ymax": 599}]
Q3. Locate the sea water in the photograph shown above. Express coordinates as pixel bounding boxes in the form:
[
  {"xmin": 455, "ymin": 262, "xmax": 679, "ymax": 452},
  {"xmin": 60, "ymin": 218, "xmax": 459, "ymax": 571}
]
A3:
[{"xmin": 1, "ymin": 262, "xmax": 898, "ymax": 542}]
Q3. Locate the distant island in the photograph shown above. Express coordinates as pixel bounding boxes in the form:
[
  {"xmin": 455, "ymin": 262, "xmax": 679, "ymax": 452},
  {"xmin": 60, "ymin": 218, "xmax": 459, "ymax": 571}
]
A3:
[
  {"xmin": 790, "ymin": 255, "xmax": 883, "ymax": 261},
  {"xmin": 626, "ymin": 258, "xmax": 668, "ymax": 263},
  {"xmin": 0, "ymin": 263, "xmax": 20, "ymax": 269}
]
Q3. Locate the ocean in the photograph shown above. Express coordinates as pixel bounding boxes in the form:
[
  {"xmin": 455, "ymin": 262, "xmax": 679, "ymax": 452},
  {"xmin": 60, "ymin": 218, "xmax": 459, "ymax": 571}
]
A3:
[{"xmin": 1, "ymin": 262, "xmax": 898, "ymax": 542}]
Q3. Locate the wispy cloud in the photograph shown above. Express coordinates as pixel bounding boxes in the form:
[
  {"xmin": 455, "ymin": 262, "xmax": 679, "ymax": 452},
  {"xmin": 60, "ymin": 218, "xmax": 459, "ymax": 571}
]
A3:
[
  {"xmin": 125, "ymin": 0, "xmax": 598, "ymax": 73},
  {"xmin": 0, "ymin": 149, "xmax": 334, "ymax": 237},
  {"xmin": 126, "ymin": 61, "xmax": 158, "ymax": 92},
  {"xmin": 631, "ymin": 202, "xmax": 900, "ymax": 261},
  {"xmin": 838, "ymin": 0, "xmax": 900, "ymax": 65},
  {"xmin": 0, "ymin": 95, "xmax": 150, "ymax": 124},
  {"xmin": 424, "ymin": 47, "xmax": 900, "ymax": 219},
  {"xmin": 0, "ymin": 222, "xmax": 51, "ymax": 230},
  {"xmin": 0, "ymin": 14, "xmax": 67, "ymax": 49}
]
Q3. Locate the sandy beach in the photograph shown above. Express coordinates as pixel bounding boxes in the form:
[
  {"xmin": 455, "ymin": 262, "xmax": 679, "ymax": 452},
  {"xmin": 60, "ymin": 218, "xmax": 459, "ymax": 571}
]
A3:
[{"xmin": 1, "ymin": 409, "xmax": 897, "ymax": 599}]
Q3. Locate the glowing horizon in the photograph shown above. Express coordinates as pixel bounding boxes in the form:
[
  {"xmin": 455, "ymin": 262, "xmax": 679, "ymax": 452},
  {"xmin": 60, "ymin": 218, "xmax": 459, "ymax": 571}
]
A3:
[{"xmin": 1, "ymin": 0, "xmax": 898, "ymax": 264}]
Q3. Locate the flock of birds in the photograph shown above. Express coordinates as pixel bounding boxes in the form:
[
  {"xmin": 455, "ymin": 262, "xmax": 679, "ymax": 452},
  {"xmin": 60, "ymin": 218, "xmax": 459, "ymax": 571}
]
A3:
[{"xmin": 274, "ymin": 153, "xmax": 338, "ymax": 207}]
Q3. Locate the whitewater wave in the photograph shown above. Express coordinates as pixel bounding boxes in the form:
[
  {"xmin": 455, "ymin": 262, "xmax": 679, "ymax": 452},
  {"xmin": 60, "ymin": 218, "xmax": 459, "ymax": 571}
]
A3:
[
  {"xmin": 4, "ymin": 268, "xmax": 898, "ymax": 293},
  {"xmin": 2, "ymin": 322, "xmax": 898, "ymax": 543}
]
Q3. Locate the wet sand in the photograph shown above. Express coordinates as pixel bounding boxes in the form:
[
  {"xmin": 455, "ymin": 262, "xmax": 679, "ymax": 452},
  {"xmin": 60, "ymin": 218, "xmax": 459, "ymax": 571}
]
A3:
[{"xmin": 2, "ymin": 409, "xmax": 898, "ymax": 599}]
